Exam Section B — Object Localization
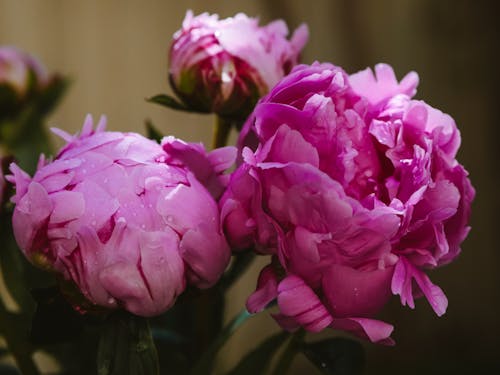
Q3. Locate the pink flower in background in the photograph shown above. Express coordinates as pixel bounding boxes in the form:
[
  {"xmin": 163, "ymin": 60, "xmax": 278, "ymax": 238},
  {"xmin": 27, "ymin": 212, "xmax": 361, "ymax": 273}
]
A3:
[
  {"xmin": 169, "ymin": 10, "xmax": 308, "ymax": 120},
  {"xmin": 0, "ymin": 157, "xmax": 6, "ymax": 211},
  {"xmin": 221, "ymin": 62, "xmax": 474, "ymax": 343},
  {"xmin": 8, "ymin": 115, "xmax": 233, "ymax": 317},
  {"xmin": 0, "ymin": 46, "xmax": 49, "ymax": 98}
]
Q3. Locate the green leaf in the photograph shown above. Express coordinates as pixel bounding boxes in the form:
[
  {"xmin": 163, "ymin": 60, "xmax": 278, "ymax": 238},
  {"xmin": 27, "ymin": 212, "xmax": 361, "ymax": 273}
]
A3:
[
  {"xmin": 144, "ymin": 119, "xmax": 163, "ymax": 143},
  {"xmin": 146, "ymin": 94, "xmax": 208, "ymax": 113},
  {"xmin": 270, "ymin": 330, "xmax": 305, "ymax": 375},
  {"xmin": 301, "ymin": 337, "xmax": 365, "ymax": 375},
  {"xmin": 97, "ymin": 312, "xmax": 159, "ymax": 375},
  {"xmin": 225, "ymin": 331, "xmax": 289, "ymax": 375},
  {"xmin": 190, "ymin": 309, "xmax": 252, "ymax": 375}
]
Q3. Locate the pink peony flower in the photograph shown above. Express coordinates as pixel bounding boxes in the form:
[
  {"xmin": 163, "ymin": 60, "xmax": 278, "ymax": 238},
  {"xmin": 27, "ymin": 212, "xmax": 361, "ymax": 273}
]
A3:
[
  {"xmin": 169, "ymin": 10, "xmax": 308, "ymax": 120},
  {"xmin": 0, "ymin": 46, "xmax": 49, "ymax": 98},
  {"xmin": 221, "ymin": 62, "xmax": 475, "ymax": 344},
  {"xmin": 8, "ymin": 115, "xmax": 233, "ymax": 317}
]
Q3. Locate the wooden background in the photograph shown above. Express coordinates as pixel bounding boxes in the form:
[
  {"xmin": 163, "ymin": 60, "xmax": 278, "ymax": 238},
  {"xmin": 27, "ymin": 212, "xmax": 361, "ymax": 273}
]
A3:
[{"xmin": 1, "ymin": 0, "xmax": 498, "ymax": 374}]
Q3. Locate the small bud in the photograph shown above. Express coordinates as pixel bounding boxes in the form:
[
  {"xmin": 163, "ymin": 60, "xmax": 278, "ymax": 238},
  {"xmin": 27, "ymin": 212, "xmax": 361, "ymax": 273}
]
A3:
[{"xmin": 169, "ymin": 11, "xmax": 308, "ymax": 120}]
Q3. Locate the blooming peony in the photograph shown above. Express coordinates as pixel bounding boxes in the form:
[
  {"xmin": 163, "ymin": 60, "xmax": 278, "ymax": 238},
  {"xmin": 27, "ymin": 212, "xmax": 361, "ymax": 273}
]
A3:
[
  {"xmin": 169, "ymin": 10, "xmax": 308, "ymax": 120},
  {"xmin": 220, "ymin": 62, "xmax": 474, "ymax": 344},
  {"xmin": 8, "ymin": 115, "xmax": 233, "ymax": 316}
]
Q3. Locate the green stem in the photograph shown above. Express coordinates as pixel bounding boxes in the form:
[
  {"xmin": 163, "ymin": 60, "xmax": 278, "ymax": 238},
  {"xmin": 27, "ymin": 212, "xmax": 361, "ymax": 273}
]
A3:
[
  {"xmin": 97, "ymin": 312, "xmax": 159, "ymax": 375},
  {"xmin": 212, "ymin": 116, "xmax": 232, "ymax": 149},
  {"xmin": 271, "ymin": 330, "xmax": 306, "ymax": 375},
  {"xmin": 0, "ymin": 301, "xmax": 40, "ymax": 375},
  {"xmin": 190, "ymin": 309, "xmax": 252, "ymax": 375}
]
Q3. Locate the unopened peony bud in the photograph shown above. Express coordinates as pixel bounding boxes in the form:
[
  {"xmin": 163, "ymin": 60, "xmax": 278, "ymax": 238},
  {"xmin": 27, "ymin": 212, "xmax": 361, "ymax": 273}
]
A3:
[
  {"xmin": 169, "ymin": 11, "xmax": 308, "ymax": 120},
  {"xmin": 0, "ymin": 46, "xmax": 48, "ymax": 112},
  {"xmin": 8, "ymin": 115, "xmax": 233, "ymax": 317}
]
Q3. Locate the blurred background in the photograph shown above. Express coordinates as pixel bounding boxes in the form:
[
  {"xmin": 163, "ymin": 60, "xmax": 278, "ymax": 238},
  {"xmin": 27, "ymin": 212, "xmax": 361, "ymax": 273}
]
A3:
[{"xmin": 0, "ymin": 0, "xmax": 498, "ymax": 374}]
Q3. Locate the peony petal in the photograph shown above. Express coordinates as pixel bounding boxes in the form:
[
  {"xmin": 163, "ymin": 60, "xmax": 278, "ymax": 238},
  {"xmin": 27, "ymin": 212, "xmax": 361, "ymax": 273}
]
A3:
[
  {"xmin": 138, "ymin": 229, "xmax": 186, "ymax": 314},
  {"xmin": 12, "ymin": 182, "xmax": 52, "ymax": 253},
  {"xmin": 246, "ymin": 264, "xmax": 279, "ymax": 313},
  {"xmin": 330, "ymin": 317, "xmax": 394, "ymax": 345},
  {"xmin": 276, "ymin": 275, "xmax": 333, "ymax": 332},
  {"xmin": 391, "ymin": 257, "xmax": 448, "ymax": 316},
  {"xmin": 322, "ymin": 263, "xmax": 394, "ymax": 318},
  {"xmin": 50, "ymin": 190, "xmax": 85, "ymax": 223},
  {"xmin": 179, "ymin": 223, "xmax": 230, "ymax": 288}
]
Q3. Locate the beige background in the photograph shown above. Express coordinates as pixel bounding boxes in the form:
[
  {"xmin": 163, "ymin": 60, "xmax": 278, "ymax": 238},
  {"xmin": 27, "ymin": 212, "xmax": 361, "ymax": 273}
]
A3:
[{"xmin": 1, "ymin": 0, "xmax": 498, "ymax": 374}]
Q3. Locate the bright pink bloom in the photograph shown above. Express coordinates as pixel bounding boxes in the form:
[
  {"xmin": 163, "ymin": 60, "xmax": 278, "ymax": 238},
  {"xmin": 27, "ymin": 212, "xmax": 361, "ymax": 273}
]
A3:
[
  {"xmin": 221, "ymin": 63, "xmax": 474, "ymax": 344},
  {"xmin": 169, "ymin": 10, "xmax": 308, "ymax": 119},
  {"xmin": 8, "ymin": 115, "xmax": 233, "ymax": 316}
]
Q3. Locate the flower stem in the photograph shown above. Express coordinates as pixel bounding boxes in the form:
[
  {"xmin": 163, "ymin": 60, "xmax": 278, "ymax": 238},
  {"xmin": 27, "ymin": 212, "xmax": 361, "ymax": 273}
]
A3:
[
  {"xmin": 190, "ymin": 309, "xmax": 252, "ymax": 375},
  {"xmin": 97, "ymin": 312, "xmax": 159, "ymax": 375},
  {"xmin": 212, "ymin": 116, "xmax": 232, "ymax": 149},
  {"xmin": 271, "ymin": 329, "xmax": 306, "ymax": 375}
]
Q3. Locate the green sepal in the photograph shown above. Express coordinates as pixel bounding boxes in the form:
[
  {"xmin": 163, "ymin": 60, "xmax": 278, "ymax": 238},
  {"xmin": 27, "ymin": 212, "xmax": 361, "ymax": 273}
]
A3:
[
  {"xmin": 34, "ymin": 75, "xmax": 69, "ymax": 118},
  {"xmin": 144, "ymin": 119, "xmax": 164, "ymax": 143},
  {"xmin": 146, "ymin": 94, "xmax": 209, "ymax": 114}
]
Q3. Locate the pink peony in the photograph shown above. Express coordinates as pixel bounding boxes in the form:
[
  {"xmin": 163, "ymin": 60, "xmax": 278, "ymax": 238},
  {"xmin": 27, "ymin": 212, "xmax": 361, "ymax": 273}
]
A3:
[
  {"xmin": 8, "ymin": 115, "xmax": 233, "ymax": 317},
  {"xmin": 220, "ymin": 62, "xmax": 475, "ymax": 344},
  {"xmin": 169, "ymin": 10, "xmax": 308, "ymax": 120}
]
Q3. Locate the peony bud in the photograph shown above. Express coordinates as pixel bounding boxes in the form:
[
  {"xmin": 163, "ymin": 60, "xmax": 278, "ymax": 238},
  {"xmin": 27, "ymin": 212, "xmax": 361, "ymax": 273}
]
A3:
[
  {"xmin": 168, "ymin": 11, "xmax": 308, "ymax": 120},
  {"xmin": 0, "ymin": 46, "xmax": 49, "ymax": 113},
  {"xmin": 8, "ymin": 115, "xmax": 232, "ymax": 317}
]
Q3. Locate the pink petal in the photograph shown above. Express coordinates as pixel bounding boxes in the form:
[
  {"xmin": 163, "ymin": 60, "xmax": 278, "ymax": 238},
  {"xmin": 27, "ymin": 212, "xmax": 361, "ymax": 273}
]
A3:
[
  {"xmin": 138, "ymin": 229, "xmax": 186, "ymax": 314},
  {"xmin": 276, "ymin": 275, "xmax": 333, "ymax": 332},
  {"xmin": 330, "ymin": 317, "xmax": 394, "ymax": 345},
  {"xmin": 391, "ymin": 257, "xmax": 448, "ymax": 316},
  {"xmin": 246, "ymin": 264, "xmax": 279, "ymax": 313},
  {"xmin": 322, "ymin": 263, "xmax": 394, "ymax": 318}
]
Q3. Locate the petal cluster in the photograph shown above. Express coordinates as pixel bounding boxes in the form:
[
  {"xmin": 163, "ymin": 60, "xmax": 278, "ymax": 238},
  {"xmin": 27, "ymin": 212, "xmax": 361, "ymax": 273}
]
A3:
[
  {"xmin": 8, "ymin": 115, "xmax": 232, "ymax": 316},
  {"xmin": 169, "ymin": 10, "xmax": 308, "ymax": 120},
  {"xmin": 221, "ymin": 62, "xmax": 474, "ymax": 343}
]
